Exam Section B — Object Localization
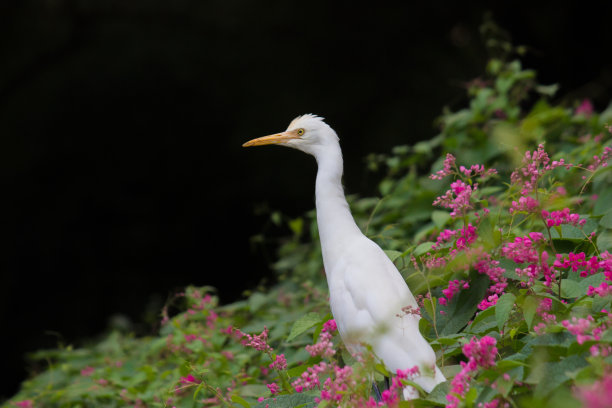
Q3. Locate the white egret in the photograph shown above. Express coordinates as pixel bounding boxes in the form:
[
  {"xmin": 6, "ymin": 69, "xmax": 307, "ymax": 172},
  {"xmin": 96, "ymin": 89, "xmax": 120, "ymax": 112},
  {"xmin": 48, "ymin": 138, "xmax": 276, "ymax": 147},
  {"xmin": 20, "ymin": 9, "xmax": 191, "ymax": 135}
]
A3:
[{"xmin": 243, "ymin": 114, "xmax": 445, "ymax": 398}]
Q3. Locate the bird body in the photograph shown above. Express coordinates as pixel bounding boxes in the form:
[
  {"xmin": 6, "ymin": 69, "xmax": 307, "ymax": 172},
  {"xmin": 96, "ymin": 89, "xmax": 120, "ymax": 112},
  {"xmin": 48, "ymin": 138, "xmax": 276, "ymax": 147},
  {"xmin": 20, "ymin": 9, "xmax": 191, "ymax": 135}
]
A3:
[{"xmin": 243, "ymin": 114, "xmax": 445, "ymax": 397}]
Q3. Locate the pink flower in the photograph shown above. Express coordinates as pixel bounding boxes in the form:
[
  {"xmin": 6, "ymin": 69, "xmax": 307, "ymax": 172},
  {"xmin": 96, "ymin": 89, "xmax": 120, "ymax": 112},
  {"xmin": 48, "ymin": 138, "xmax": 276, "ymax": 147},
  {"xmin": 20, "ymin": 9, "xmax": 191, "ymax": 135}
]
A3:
[
  {"xmin": 269, "ymin": 354, "xmax": 287, "ymax": 371},
  {"xmin": 322, "ymin": 319, "xmax": 337, "ymax": 333},
  {"xmin": 221, "ymin": 350, "xmax": 234, "ymax": 360},
  {"xmin": 80, "ymin": 366, "xmax": 95, "ymax": 376},
  {"xmin": 431, "ymin": 154, "xmax": 456, "ymax": 180},
  {"xmin": 562, "ymin": 316, "xmax": 597, "ymax": 345},
  {"xmin": 266, "ymin": 382, "xmax": 280, "ymax": 395},
  {"xmin": 14, "ymin": 401, "xmax": 33, "ymax": 408},
  {"xmin": 306, "ymin": 331, "xmax": 336, "ymax": 358},
  {"xmin": 555, "ymin": 251, "xmax": 612, "ymax": 279},
  {"xmin": 463, "ymin": 336, "xmax": 498, "ymax": 369},
  {"xmin": 502, "ymin": 233, "xmax": 544, "ymax": 264},
  {"xmin": 477, "ymin": 294, "xmax": 499, "ymax": 311},
  {"xmin": 179, "ymin": 374, "xmax": 201, "ymax": 385},
  {"xmin": 575, "ymin": 99, "xmax": 594, "ymax": 117},
  {"xmin": 446, "ymin": 337, "xmax": 498, "ymax": 408},
  {"xmin": 574, "ymin": 373, "xmax": 612, "ymax": 408},
  {"xmin": 542, "ymin": 208, "xmax": 586, "ymax": 227},
  {"xmin": 474, "ymin": 254, "xmax": 507, "ymax": 296},
  {"xmin": 440, "ymin": 280, "xmax": 469, "ymax": 305},
  {"xmin": 433, "ymin": 180, "xmax": 477, "ymax": 218},
  {"xmin": 509, "ymin": 195, "xmax": 540, "ymax": 214},
  {"xmin": 292, "ymin": 362, "xmax": 327, "ymax": 392},
  {"xmin": 510, "ymin": 144, "xmax": 572, "ymax": 194},
  {"xmin": 239, "ymin": 327, "xmax": 272, "ymax": 353},
  {"xmin": 315, "ymin": 366, "xmax": 357, "ymax": 404}
]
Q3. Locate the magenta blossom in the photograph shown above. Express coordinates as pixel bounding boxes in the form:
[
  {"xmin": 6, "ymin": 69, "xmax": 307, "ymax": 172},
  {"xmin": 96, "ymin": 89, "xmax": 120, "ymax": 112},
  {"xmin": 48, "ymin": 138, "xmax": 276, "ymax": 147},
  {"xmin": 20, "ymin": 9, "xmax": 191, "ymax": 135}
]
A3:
[
  {"xmin": 541, "ymin": 208, "xmax": 586, "ymax": 227},
  {"xmin": 575, "ymin": 99, "xmax": 594, "ymax": 117},
  {"xmin": 322, "ymin": 319, "xmax": 337, "ymax": 333},
  {"xmin": 433, "ymin": 180, "xmax": 477, "ymax": 218},
  {"xmin": 446, "ymin": 336, "xmax": 498, "ymax": 408},
  {"xmin": 510, "ymin": 144, "xmax": 572, "ymax": 194},
  {"xmin": 574, "ymin": 373, "xmax": 612, "ymax": 408},
  {"xmin": 269, "ymin": 354, "xmax": 287, "ymax": 371}
]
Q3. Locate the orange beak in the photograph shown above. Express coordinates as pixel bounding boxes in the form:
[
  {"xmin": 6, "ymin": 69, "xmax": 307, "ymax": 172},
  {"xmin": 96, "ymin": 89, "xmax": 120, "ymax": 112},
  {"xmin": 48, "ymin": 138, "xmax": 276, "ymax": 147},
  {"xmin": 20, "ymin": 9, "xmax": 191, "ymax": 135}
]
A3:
[{"xmin": 242, "ymin": 129, "xmax": 301, "ymax": 147}]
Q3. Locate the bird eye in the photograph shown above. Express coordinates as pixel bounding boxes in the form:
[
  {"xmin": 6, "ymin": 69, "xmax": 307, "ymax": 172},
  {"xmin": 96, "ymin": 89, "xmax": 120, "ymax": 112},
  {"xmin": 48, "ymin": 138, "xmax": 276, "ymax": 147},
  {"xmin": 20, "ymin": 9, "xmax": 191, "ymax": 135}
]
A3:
[{"xmin": 297, "ymin": 128, "xmax": 305, "ymax": 136}]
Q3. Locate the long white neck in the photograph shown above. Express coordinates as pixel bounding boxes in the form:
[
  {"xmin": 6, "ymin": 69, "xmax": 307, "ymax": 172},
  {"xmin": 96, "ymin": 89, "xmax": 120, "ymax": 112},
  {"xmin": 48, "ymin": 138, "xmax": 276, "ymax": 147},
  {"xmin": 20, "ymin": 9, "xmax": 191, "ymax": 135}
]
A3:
[{"xmin": 314, "ymin": 143, "xmax": 363, "ymax": 276}]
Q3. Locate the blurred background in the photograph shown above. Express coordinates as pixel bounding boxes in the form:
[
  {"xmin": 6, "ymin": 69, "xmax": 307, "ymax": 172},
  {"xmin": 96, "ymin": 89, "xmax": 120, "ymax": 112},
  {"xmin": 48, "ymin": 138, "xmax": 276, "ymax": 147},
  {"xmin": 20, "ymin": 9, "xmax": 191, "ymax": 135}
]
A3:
[{"xmin": 2, "ymin": 0, "xmax": 612, "ymax": 398}]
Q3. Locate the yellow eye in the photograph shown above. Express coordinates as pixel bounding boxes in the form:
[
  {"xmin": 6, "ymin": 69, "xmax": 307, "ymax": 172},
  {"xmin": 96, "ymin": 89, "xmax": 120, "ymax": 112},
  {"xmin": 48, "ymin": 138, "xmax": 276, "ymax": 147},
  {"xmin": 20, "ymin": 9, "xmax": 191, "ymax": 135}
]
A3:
[{"xmin": 297, "ymin": 128, "xmax": 305, "ymax": 136}]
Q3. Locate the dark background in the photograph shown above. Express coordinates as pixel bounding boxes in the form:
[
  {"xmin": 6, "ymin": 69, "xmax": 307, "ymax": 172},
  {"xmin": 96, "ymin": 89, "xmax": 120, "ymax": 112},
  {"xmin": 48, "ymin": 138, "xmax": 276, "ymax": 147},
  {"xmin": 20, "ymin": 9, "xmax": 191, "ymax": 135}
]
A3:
[{"xmin": 2, "ymin": 0, "xmax": 612, "ymax": 399}]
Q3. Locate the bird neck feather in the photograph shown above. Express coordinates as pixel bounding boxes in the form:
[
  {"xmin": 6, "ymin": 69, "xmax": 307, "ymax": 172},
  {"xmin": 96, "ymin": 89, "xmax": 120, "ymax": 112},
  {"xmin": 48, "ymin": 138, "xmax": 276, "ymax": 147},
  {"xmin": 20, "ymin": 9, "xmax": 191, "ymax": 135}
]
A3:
[{"xmin": 314, "ymin": 144, "xmax": 362, "ymax": 274}]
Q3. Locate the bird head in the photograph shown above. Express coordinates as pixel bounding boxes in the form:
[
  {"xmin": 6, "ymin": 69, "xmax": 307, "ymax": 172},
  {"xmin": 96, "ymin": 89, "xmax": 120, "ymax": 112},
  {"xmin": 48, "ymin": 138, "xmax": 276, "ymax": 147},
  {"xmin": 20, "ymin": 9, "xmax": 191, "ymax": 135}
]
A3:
[{"xmin": 242, "ymin": 114, "xmax": 339, "ymax": 156}]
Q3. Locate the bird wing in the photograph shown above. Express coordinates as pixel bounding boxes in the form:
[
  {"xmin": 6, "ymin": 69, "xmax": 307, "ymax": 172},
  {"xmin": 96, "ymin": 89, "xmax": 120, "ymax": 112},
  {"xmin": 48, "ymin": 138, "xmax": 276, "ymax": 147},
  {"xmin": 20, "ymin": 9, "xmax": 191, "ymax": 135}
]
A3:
[
  {"xmin": 328, "ymin": 236, "xmax": 416, "ymax": 344},
  {"xmin": 327, "ymin": 236, "xmax": 439, "ymax": 380}
]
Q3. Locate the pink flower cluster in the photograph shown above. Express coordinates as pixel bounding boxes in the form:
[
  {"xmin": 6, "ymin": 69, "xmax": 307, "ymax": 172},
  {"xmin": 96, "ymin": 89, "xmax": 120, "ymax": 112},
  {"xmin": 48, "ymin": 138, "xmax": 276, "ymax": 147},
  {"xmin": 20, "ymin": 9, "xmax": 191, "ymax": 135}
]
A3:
[
  {"xmin": 316, "ymin": 366, "xmax": 357, "ymax": 404},
  {"xmin": 430, "ymin": 153, "xmax": 496, "ymax": 180},
  {"xmin": 292, "ymin": 362, "xmax": 327, "ymax": 392},
  {"xmin": 175, "ymin": 374, "xmax": 202, "ymax": 394},
  {"xmin": 533, "ymin": 297, "xmax": 558, "ymax": 335},
  {"xmin": 501, "ymin": 233, "xmax": 544, "ymax": 264},
  {"xmin": 501, "ymin": 233, "xmax": 557, "ymax": 287},
  {"xmin": 542, "ymin": 208, "xmax": 586, "ymax": 227},
  {"xmin": 306, "ymin": 331, "xmax": 336, "ymax": 358},
  {"xmin": 574, "ymin": 373, "xmax": 612, "ymax": 408},
  {"xmin": 588, "ymin": 282, "xmax": 612, "ymax": 297},
  {"xmin": 575, "ymin": 99, "xmax": 594, "ymax": 116},
  {"xmin": 509, "ymin": 195, "xmax": 539, "ymax": 214},
  {"xmin": 81, "ymin": 366, "xmax": 95, "ymax": 376},
  {"xmin": 432, "ymin": 224, "xmax": 478, "ymax": 252},
  {"xmin": 586, "ymin": 146, "xmax": 612, "ymax": 173},
  {"xmin": 459, "ymin": 164, "xmax": 497, "ymax": 179},
  {"xmin": 238, "ymin": 327, "xmax": 272, "ymax": 353},
  {"xmin": 266, "ymin": 382, "xmax": 280, "ymax": 395},
  {"xmin": 562, "ymin": 316, "xmax": 604, "ymax": 345},
  {"xmin": 431, "ymin": 154, "xmax": 457, "ymax": 180},
  {"xmin": 439, "ymin": 280, "xmax": 469, "ymax": 306},
  {"xmin": 474, "ymin": 254, "xmax": 508, "ymax": 306},
  {"xmin": 446, "ymin": 336, "xmax": 498, "ymax": 408},
  {"xmin": 554, "ymin": 252, "xmax": 610, "ymax": 278},
  {"xmin": 433, "ymin": 180, "xmax": 477, "ymax": 218},
  {"xmin": 322, "ymin": 319, "xmax": 337, "ymax": 333},
  {"xmin": 510, "ymin": 144, "xmax": 572, "ymax": 194},
  {"xmin": 269, "ymin": 354, "xmax": 287, "ymax": 371}
]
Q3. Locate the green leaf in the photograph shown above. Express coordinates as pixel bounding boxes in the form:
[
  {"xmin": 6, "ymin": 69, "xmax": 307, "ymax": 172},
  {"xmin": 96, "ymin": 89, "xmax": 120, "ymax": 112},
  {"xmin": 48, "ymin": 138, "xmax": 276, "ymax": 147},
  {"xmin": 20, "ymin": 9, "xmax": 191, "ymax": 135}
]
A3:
[
  {"xmin": 384, "ymin": 250, "xmax": 404, "ymax": 262},
  {"xmin": 579, "ymin": 273, "xmax": 608, "ymax": 293},
  {"xmin": 468, "ymin": 306, "xmax": 497, "ymax": 335},
  {"xmin": 594, "ymin": 189, "xmax": 612, "ymax": 215},
  {"xmin": 597, "ymin": 231, "xmax": 612, "ymax": 251},
  {"xmin": 600, "ymin": 210, "xmax": 612, "ymax": 228},
  {"xmin": 414, "ymin": 242, "xmax": 435, "ymax": 257},
  {"xmin": 248, "ymin": 292, "xmax": 268, "ymax": 312},
  {"xmin": 417, "ymin": 381, "xmax": 449, "ymax": 407},
  {"xmin": 432, "ymin": 210, "xmax": 451, "ymax": 229},
  {"xmin": 593, "ymin": 295, "xmax": 612, "ymax": 313},
  {"xmin": 436, "ymin": 274, "xmax": 489, "ymax": 335},
  {"xmin": 253, "ymin": 393, "xmax": 317, "ymax": 408},
  {"xmin": 495, "ymin": 293, "xmax": 516, "ymax": 330},
  {"xmin": 286, "ymin": 312, "xmax": 321, "ymax": 342},
  {"xmin": 561, "ymin": 279, "xmax": 583, "ymax": 298},
  {"xmin": 231, "ymin": 395, "xmax": 252, "ymax": 408},
  {"xmin": 528, "ymin": 355, "xmax": 588, "ymax": 398},
  {"xmin": 550, "ymin": 224, "xmax": 586, "ymax": 241},
  {"xmin": 522, "ymin": 295, "xmax": 539, "ymax": 330},
  {"xmin": 288, "ymin": 217, "xmax": 304, "ymax": 235}
]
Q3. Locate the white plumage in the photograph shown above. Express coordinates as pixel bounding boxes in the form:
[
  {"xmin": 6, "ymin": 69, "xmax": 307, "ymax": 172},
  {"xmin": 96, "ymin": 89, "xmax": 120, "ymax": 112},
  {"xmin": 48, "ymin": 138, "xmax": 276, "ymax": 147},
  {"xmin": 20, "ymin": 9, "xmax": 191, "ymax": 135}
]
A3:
[{"xmin": 243, "ymin": 114, "xmax": 445, "ymax": 398}]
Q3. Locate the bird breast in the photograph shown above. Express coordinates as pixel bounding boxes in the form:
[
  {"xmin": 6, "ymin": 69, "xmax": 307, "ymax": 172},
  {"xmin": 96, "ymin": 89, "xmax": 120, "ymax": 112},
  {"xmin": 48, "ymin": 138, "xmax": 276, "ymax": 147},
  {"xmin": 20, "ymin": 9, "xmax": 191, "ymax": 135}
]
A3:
[{"xmin": 325, "ymin": 236, "xmax": 419, "ymax": 349}]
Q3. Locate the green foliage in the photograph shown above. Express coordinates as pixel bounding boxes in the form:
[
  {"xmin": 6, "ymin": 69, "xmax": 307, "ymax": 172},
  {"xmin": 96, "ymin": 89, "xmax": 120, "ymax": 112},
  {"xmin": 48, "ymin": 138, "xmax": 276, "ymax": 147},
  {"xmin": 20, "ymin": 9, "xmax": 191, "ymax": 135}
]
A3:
[{"xmin": 6, "ymin": 26, "xmax": 612, "ymax": 408}]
